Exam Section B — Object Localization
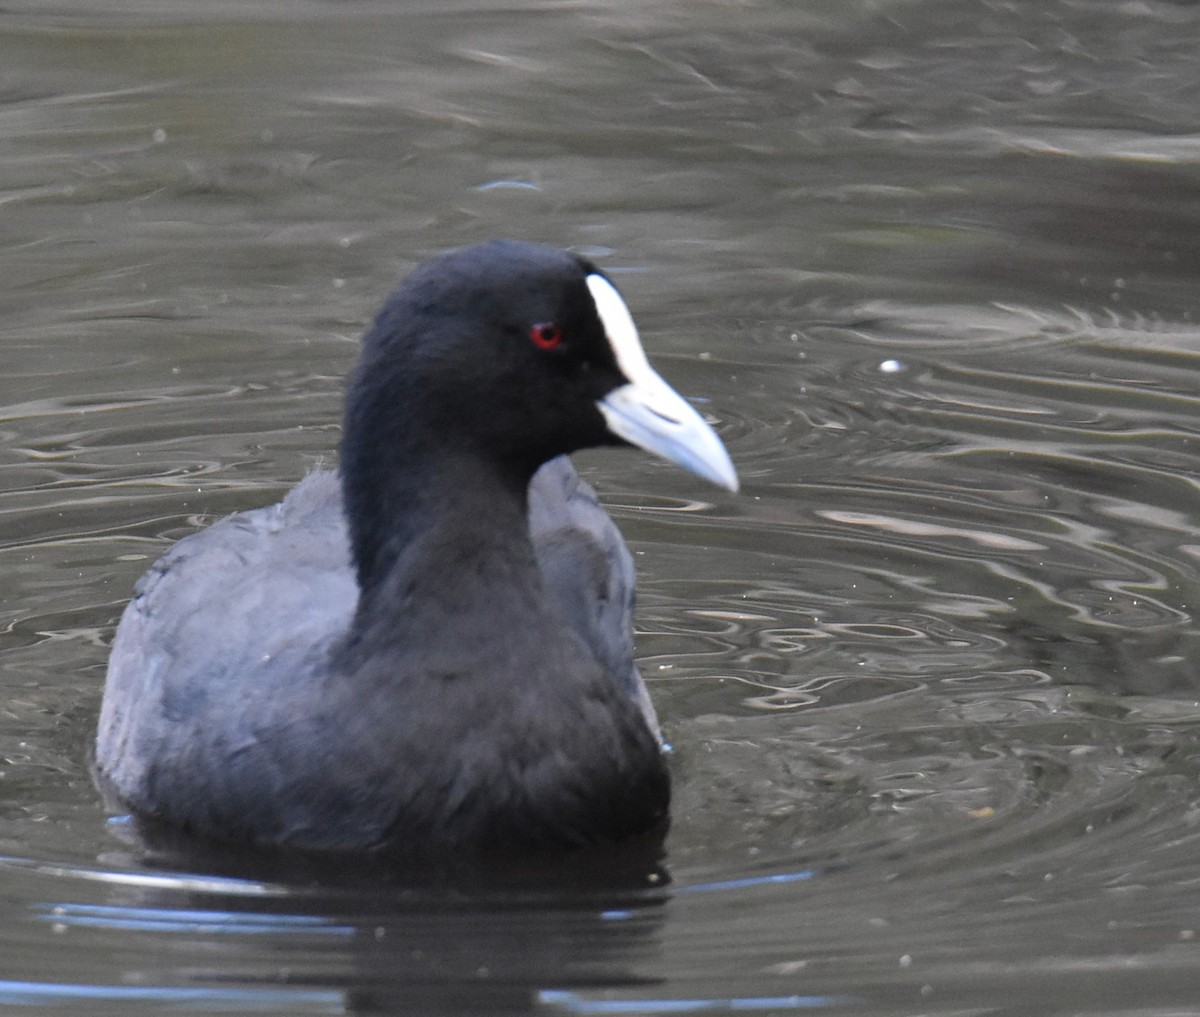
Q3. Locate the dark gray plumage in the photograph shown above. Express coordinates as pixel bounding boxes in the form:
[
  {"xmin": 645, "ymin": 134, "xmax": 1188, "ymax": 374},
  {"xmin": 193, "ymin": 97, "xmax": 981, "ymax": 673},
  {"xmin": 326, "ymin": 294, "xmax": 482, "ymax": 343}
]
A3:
[{"xmin": 94, "ymin": 241, "xmax": 734, "ymax": 858}]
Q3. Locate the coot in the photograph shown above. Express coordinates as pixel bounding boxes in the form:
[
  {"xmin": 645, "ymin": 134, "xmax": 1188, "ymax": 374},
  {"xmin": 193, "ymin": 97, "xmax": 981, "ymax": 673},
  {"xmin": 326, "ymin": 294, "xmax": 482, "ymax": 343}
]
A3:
[{"xmin": 95, "ymin": 241, "xmax": 737, "ymax": 857}]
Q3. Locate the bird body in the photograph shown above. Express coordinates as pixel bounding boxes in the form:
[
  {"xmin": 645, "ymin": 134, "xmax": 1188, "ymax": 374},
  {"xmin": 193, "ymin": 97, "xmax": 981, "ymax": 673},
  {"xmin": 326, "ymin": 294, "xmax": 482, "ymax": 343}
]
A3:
[{"xmin": 94, "ymin": 241, "xmax": 735, "ymax": 858}]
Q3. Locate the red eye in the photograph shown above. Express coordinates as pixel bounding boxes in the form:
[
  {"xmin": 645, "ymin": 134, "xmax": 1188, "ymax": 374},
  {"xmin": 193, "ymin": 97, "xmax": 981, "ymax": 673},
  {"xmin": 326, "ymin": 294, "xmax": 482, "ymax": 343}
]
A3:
[{"xmin": 530, "ymin": 322, "xmax": 563, "ymax": 350}]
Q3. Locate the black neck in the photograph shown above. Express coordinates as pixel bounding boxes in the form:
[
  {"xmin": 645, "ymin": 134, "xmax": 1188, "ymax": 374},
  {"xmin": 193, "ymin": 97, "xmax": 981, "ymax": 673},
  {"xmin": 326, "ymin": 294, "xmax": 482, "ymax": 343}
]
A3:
[{"xmin": 340, "ymin": 437, "xmax": 541, "ymax": 628}]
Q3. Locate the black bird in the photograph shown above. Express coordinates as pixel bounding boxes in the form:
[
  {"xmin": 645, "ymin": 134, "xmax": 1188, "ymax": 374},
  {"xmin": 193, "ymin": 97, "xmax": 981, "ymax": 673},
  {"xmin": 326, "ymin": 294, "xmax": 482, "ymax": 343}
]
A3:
[{"xmin": 94, "ymin": 240, "xmax": 737, "ymax": 858}]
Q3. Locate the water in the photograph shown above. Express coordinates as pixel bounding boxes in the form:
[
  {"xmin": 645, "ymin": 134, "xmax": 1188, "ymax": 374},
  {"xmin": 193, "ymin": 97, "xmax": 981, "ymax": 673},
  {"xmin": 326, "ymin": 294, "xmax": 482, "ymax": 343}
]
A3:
[{"xmin": 3, "ymin": 0, "xmax": 1200, "ymax": 1012}]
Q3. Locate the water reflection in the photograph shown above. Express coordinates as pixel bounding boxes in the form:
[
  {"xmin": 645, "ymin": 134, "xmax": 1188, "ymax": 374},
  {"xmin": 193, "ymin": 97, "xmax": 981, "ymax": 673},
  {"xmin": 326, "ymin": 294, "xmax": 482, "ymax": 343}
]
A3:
[{"xmin": 4, "ymin": 850, "xmax": 671, "ymax": 1015}]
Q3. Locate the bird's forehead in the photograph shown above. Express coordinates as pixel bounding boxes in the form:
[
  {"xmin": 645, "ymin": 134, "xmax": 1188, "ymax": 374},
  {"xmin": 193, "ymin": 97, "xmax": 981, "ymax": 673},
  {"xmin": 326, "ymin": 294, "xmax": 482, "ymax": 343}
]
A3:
[{"xmin": 585, "ymin": 274, "xmax": 649, "ymax": 381}]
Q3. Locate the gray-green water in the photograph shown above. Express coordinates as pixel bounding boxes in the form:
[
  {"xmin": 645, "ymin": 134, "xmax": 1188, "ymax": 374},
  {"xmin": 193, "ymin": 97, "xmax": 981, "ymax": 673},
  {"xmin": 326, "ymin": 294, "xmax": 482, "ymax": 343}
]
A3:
[{"xmin": 3, "ymin": 1, "xmax": 1200, "ymax": 1013}]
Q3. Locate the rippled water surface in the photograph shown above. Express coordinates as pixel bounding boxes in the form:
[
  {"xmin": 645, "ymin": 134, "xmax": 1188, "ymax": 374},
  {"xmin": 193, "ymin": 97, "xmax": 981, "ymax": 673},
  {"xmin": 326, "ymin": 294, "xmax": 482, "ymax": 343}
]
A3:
[{"xmin": 4, "ymin": 1, "xmax": 1200, "ymax": 1013}]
